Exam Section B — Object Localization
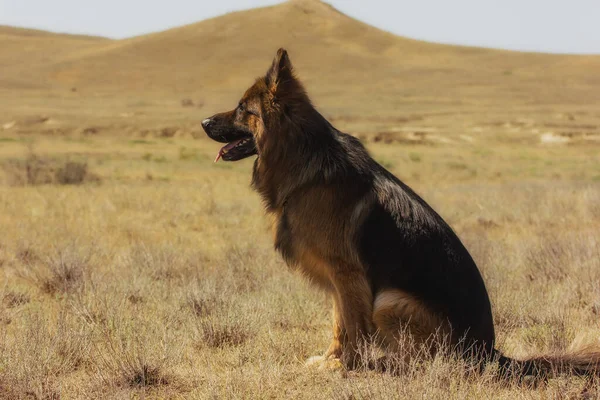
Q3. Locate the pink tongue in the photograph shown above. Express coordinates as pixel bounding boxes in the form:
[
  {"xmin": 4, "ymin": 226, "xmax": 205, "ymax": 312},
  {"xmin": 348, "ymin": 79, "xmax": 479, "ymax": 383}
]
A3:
[{"xmin": 214, "ymin": 139, "xmax": 243, "ymax": 162}]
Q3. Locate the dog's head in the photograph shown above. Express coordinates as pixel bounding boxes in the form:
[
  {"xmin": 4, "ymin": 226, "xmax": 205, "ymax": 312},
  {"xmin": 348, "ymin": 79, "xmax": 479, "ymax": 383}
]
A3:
[{"xmin": 202, "ymin": 48, "xmax": 306, "ymax": 162}]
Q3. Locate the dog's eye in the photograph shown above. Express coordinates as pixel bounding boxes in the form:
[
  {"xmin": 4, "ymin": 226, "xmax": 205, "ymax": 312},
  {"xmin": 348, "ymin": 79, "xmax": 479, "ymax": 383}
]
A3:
[{"xmin": 238, "ymin": 103, "xmax": 258, "ymax": 117}]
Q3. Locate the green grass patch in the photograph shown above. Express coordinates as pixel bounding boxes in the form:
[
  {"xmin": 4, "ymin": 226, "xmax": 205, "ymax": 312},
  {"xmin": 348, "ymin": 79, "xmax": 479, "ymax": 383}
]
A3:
[
  {"xmin": 409, "ymin": 152, "xmax": 422, "ymax": 163},
  {"xmin": 141, "ymin": 153, "xmax": 168, "ymax": 163},
  {"xmin": 376, "ymin": 158, "xmax": 394, "ymax": 170},
  {"xmin": 447, "ymin": 161, "xmax": 468, "ymax": 170},
  {"xmin": 130, "ymin": 139, "xmax": 155, "ymax": 145},
  {"xmin": 179, "ymin": 146, "xmax": 210, "ymax": 162}
]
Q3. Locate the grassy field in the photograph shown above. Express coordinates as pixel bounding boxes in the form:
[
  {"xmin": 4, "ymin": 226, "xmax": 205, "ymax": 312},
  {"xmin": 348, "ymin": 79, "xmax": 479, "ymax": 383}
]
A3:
[
  {"xmin": 1, "ymin": 0, "xmax": 600, "ymax": 398},
  {"xmin": 0, "ymin": 134, "xmax": 599, "ymax": 399}
]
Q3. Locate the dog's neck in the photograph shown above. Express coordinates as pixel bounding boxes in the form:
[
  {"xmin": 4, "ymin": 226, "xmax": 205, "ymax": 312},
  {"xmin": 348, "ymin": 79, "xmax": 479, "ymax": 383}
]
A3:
[{"xmin": 251, "ymin": 108, "xmax": 338, "ymax": 212}]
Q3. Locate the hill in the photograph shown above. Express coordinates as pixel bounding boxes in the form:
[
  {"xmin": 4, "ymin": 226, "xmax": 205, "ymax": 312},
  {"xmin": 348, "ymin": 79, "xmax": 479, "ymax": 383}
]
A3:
[
  {"xmin": 5, "ymin": 1, "xmax": 599, "ymax": 99},
  {"xmin": 1, "ymin": 0, "xmax": 599, "ymax": 142},
  {"xmin": 0, "ymin": 26, "xmax": 109, "ymax": 90}
]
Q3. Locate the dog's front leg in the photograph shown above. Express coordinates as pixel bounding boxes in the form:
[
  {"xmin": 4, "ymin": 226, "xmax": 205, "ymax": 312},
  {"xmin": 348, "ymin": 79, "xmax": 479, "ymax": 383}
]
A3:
[
  {"xmin": 332, "ymin": 271, "xmax": 375, "ymax": 369},
  {"xmin": 305, "ymin": 290, "xmax": 347, "ymax": 370},
  {"xmin": 324, "ymin": 298, "xmax": 345, "ymax": 359}
]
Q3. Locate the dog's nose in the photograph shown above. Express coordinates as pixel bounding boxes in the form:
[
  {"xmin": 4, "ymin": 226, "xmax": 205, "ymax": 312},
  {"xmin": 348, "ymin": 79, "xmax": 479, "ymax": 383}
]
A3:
[{"xmin": 201, "ymin": 118, "xmax": 211, "ymax": 129}]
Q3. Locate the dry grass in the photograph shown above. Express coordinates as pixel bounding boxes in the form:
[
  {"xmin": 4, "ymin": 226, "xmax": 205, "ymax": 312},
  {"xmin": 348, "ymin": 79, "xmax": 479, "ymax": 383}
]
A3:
[
  {"xmin": 0, "ymin": 134, "xmax": 598, "ymax": 399},
  {"xmin": 0, "ymin": 2, "xmax": 599, "ymax": 396}
]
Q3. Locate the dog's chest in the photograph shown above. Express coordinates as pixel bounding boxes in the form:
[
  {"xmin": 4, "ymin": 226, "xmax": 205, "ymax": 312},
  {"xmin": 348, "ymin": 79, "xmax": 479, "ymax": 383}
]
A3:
[
  {"xmin": 272, "ymin": 208, "xmax": 334, "ymax": 290},
  {"xmin": 271, "ymin": 207, "xmax": 299, "ymax": 265},
  {"xmin": 269, "ymin": 202, "xmax": 359, "ymax": 291},
  {"xmin": 272, "ymin": 202, "xmax": 329, "ymax": 251}
]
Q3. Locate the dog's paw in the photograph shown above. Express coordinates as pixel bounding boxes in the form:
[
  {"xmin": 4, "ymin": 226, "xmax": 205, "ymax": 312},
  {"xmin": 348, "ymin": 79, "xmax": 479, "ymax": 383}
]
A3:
[{"xmin": 305, "ymin": 355, "xmax": 345, "ymax": 371}]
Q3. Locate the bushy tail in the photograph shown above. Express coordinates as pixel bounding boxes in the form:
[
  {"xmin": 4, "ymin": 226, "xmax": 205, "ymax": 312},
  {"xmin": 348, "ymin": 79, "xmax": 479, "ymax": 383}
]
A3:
[{"xmin": 497, "ymin": 346, "xmax": 600, "ymax": 380}]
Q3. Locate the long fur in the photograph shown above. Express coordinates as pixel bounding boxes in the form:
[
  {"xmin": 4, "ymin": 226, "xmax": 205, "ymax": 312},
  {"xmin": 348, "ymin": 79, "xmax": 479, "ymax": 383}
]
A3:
[{"xmin": 203, "ymin": 48, "xmax": 600, "ymax": 378}]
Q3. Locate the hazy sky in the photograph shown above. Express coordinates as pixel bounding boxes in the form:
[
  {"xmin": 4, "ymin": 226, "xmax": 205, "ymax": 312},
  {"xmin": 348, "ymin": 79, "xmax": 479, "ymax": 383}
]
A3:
[{"xmin": 1, "ymin": 0, "xmax": 599, "ymax": 54}]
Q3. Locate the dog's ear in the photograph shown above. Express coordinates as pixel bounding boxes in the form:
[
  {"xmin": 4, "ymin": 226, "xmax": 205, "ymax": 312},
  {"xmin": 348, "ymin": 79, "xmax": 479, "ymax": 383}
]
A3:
[{"xmin": 266, "ymin": 48, "xmax": 293, "ymax": 92}]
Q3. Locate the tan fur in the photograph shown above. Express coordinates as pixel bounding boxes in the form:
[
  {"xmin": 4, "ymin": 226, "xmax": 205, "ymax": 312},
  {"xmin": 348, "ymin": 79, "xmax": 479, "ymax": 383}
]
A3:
[
  {"xmin": 290, "ymin": 232, "xmax": 375, "ymax": 366},
  {"xmin": 325, "ymin": 300, "xmax": 345, "ymax": 359},
  {"xmin": 373, "ymin": 289, "xmax": 449, "ymax": 351},
  {"xmin": 295, "ymin": 249, "xmax": 335, "ymax": 291},
  {"xmin": 275, "ymin": 185, "xmax": 379, "ymax": 366}
]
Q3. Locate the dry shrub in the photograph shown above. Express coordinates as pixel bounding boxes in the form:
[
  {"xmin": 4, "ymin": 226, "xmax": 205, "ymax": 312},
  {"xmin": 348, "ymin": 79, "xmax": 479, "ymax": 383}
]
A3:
[
  {"xmin": 2, "ymin": 153, "xmax": 54, "ymax": 186},
  {"xmin": 199, "ymin": 317, "xmax": 251, "ymax": 348},
  {"xmin": 186, "ymin": 282, "xmax": 253, "ymax": 348},
  {"xmin": 159, "ymin": 127, "xmax": 178, "ymax": 138},
  {"xmin": 15, "ymin": 246, "xmax": 40, "ymax": 265},
  {"xmin": 18, "ymin": 245, "xmax": 94, "ymax": 296},
  {"xmin": 82, "ymin": 126, "xmax": 100, "ymax": 135},
  {"xmin": 180, "ymin": 98, "xmax": 194, "ymax": 107},
  {"xmin": 127, "ymin": 244, "xmax": 198, "ymax": 284},
  {"xmin": 1, "ymin": 151, "xmax": 100, "ymax": 186},
  {"xmin": 187, "ymin": 293, "xmax": 224, "ymax": 318},
  {"xmin": 2, "ymin": 291, "xmax": 30, "ymax": 308},
  {"xmin": 127, "ymin": 292, "xmax": 144, "ymax": 305},
  {"xmin": 0, "ymin": 312, "xmax": 91, "ymax": 399},
  {"xmin": 54, "ymin": 161, "xmax": 88, "ymax": 185},
  {"xmin": 125, "ymin": 364, "xmax": 168, "ymax": 388},
  {"xmin": 93, "ymin": 315, "xmax": 180, "ymax": 391},
  {"xmin": 39, "ymin": 252, "xmax": 86, "ymax": 295}
]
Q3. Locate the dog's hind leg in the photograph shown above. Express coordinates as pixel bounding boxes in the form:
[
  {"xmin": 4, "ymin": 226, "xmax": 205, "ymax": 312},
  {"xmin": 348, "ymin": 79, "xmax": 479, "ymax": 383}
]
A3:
[{"xmin": 372, "ymin": 289, "xmax": 449, "ymax": 361}]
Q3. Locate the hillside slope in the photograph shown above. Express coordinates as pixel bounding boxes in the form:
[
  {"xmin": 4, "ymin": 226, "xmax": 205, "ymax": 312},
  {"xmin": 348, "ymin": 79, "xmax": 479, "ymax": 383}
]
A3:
[
  {"xmin": 3, "ymin": 0, "xmax": 597, "ymax": 106},
  {"xmin": 1, "ymin": 0, "xmax": 598, "ymax": 143},
  {"xmin": 0, "ymin": 26, "xmax": 109, "ymax": 90}
]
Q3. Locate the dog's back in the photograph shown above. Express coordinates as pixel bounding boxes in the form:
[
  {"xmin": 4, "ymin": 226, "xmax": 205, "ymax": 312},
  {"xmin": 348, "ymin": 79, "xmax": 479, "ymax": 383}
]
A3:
[{"xmin": 332, "ymin": 130, "xmax": 496, "ymax": 356}]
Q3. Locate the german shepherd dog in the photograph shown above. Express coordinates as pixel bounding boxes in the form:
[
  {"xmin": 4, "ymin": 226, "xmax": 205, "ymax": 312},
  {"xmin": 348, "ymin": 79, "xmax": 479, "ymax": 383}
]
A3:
[{"xmin": 202, "ymin": 49, "xmax": 600, "ymax": 378}]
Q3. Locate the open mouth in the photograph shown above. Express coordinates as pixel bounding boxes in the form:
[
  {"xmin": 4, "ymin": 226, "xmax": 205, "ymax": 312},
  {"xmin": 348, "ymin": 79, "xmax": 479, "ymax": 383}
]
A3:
[{"xmin": 214, "ymin": 136, "xmax": 257, "ymax": 162}]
